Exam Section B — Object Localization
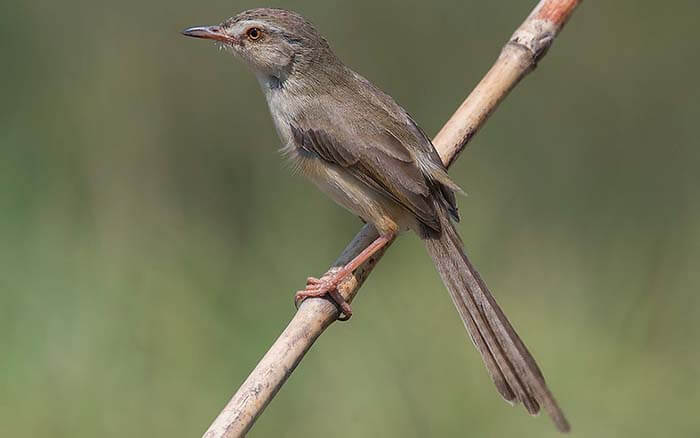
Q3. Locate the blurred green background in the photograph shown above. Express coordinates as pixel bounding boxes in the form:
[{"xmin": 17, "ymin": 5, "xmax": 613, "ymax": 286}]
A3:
[{"xmin": 2, "ymin": 0, "xmax": 699, "ymax": 436}]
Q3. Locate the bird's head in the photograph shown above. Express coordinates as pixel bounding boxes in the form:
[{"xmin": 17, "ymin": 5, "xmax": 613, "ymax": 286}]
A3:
[{"xmin": 182, "ymin": 8, "xmax": 335, "ymax": 86}]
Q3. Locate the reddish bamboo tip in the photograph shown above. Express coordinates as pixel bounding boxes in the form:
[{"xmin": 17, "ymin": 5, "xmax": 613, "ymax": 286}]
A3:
[{"xmin": 537, "ymin": 0, "xmax": 581, "ymax": 26}]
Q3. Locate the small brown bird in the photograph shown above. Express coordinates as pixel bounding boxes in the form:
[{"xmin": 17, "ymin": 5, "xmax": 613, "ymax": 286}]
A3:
[{"xmin": 183, "ymin": 8, "xmax": 569, "ymax": 432}]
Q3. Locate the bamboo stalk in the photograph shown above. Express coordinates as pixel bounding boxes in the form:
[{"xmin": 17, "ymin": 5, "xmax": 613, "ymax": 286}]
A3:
[{"xmin": 203, "ymin": 1, "xmax": 581, "ymax": 436}]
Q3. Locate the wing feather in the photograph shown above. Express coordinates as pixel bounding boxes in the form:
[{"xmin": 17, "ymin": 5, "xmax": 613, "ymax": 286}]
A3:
[
  {"xmin": 288, "ymin": 87, "xmax": 460, "ymax": 231},
  {"xmin": 291, "ymin": 123, "xmax": 440, "ymax": 231}
]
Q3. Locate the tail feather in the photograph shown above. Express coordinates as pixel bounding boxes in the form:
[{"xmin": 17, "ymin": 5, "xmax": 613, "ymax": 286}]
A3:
[{"xmin": 423, "ymin": 209, "xmax": 570, "ymax": 433}]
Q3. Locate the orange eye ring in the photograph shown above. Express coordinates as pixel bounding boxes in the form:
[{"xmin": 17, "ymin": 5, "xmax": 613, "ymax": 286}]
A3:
[{"xmin": 246, "ymin": 27, "xmax": 262, "ymax": 41}]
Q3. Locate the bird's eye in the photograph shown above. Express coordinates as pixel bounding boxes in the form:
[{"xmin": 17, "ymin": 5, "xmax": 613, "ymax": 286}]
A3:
[{"xmin": 246, "ymin": 27, "xmax": 262, "ymax": 41}]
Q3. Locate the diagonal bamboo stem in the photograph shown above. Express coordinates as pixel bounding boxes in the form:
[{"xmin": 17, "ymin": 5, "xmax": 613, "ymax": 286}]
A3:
[{"xmin": 203, "ymin": 1, "xmax": 581, "ymax": 436}]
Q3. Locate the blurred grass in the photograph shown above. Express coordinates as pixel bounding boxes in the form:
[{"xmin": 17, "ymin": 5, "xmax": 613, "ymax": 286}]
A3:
[{"xmin": 2, "ymin": 0, "xmax": 699, "ymax": 436}]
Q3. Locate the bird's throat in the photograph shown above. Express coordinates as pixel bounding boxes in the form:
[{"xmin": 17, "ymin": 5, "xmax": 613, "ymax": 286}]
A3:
[{"xmin": 257, "ymin": 73, "xmax": 286, "ymax": 91}]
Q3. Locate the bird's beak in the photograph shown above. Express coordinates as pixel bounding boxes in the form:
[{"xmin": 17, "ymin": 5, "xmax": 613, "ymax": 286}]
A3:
[{"xmin": 181, "ymin": 26, "xmax": 236, "ymax": 44}]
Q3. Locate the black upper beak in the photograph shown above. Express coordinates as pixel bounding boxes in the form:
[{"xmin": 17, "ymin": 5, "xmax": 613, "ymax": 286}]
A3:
[{"xmin": 181, "ymin": 26, "xmax": 235, "ymax": 44}]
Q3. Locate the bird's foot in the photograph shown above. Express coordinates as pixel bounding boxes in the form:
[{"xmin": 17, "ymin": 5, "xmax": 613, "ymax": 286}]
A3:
[{"xmin": 295, "ymin": 270, "xmax": 352, "ymax": 321}]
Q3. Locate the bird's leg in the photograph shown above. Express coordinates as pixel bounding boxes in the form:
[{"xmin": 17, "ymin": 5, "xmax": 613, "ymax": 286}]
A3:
[{"xmin": 295, "ymin": 233, "xmax": 394, "ymax": 321}]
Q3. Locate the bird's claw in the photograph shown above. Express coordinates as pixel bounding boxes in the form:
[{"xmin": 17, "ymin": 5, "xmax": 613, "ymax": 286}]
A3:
[
  {"xmin": 295, "ymin": 274, "xmax": 352, "ymax": 321},
  {"xmin": 306, "ymin": 276, "xmax": 322, "ymax": 285}
]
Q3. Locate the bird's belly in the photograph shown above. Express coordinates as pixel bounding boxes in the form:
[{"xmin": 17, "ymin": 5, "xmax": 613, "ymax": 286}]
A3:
[{"xmin": 292, "ymin": 152, "xmax": 407, "ymax": 235}]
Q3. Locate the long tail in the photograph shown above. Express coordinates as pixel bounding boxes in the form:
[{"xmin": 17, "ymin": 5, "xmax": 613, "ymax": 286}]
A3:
[{"xmin": 423, "ymin": 209, "xmax": 570, "ymax": 432}]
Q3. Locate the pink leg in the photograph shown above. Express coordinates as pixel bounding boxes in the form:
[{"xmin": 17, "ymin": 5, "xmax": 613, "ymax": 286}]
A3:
[{"xmin": 295, "ymin": 233, "xmax": 394, "ymax": 320}]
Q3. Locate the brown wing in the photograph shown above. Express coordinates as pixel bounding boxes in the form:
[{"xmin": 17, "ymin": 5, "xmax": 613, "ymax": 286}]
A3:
[{"xmin": 290, "ymin": 123, "xmax": 441, "ymax": 232}]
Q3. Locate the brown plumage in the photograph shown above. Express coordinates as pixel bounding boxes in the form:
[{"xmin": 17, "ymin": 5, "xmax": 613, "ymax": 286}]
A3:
[{"xmin": 183, "ymin": 8, "xmax": 569, "ymax": 432}]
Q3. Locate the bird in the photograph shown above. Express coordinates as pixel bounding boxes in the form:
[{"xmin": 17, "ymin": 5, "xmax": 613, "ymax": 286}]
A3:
[{"xmin": 182, "ymin": 8, "xmax": 569, "ymax": 432}]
